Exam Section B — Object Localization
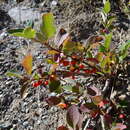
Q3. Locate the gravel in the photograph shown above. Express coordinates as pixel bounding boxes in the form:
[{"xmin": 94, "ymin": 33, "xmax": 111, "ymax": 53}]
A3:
[{"xmin": 0, "ymin": 0, "xmax": 130, "ymax": 129}]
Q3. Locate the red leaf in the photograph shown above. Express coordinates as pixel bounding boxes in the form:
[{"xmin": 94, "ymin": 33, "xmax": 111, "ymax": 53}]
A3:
[
  {"xmin": 104, "ymin": 114, "xmax": 112, "ymax": 125},
  {"xmin": 98, "ymin": 100, "xmax": 109, "ymax": 107},
  {"xmin": 90, "ymin": 109, "xmax": 99, "ymax": 118},
  {"xmin": 57, "ymin": 103, "xmax": 68, "ymax": 109},
  {"xmin": 57, "ymin": 125, "xmax": 69, "ymax": 130},
  {"xmin": 66, "ymin": 105, "xmax": 80, "ymax": 129},
  {"xmin": 86, "ymin": 58, "xmax": 99, "ymax": 63}
]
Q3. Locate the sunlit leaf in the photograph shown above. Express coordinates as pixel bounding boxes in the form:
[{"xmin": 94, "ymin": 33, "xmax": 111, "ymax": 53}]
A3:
[
  {"xmin": 62, "ymin": 85, "xmax": 73, "ymax": 92},
  {"xmin": 47, "ymin": 50, "xmax": 59, "ymax": 55},
  {"xmin": 11, "ymin": 27, "xmax": 36, "ymax": 39},
  {"xmin": 106, "ymin": 16, "xmax": 116, "ymax": 28},
  {"xmin": 33, "ymin": 73, "xmax": 40, "ymax": 80},
  {"xmin": 92, "ymin": 95, "xmax": 103, "ymax": 105},
  {"xmin": 96, "ymin": 52, "xmax": 104, "ymax": 62},
  {"xmin": 47, "ymin": 59, "xmax": 56, "ymax": 64},
  {"xmin": 62, "ymin": 40, "xmax": 84, "ymax": 55},
  {"xmin": 119, "ymin": 40, "xmax": 130, "ymax": 61},
  {"xmin": 21, "ymin": 53, "xmax": 32, "ymax": 75},
  {"xmin": 40, "ymin": 13, "xmax": 56, "ymax": 39},
  {"xmin": 104, "ymin": 33, "xmax": 112, "ymax": 50},
  {"xmin": 100, "ymin": 56, "xmax": 110, "ymax": 68},
  {"xmin": 6, "ymin": 71, "xmax": 22, "ymax": 78},
  {"xmin": 103, "ymin": 0, "xmax": 111, "ymax": 14}
]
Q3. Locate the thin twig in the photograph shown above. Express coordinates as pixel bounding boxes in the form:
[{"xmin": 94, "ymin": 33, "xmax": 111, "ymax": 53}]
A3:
[
  {"xmin": 83, "ymin": 118, "xmax": 91, "ymax": 130},
  {"xmin": 100, "ymin": 115, "xmax": 105, "ymax": 130},
  {"xmin": 102, "ymin": 79, "xmax": 110, "ymax": 95}
]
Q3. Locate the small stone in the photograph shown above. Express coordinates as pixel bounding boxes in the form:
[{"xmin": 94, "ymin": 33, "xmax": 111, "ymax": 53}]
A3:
[
  {"xmin": 127, "ymin": 84, "xmax": 130, "ymax": 91},
  {"xmin": 119, "ymin": 95, "xmax": 126, "ymax": 100},
  {"xmin": 23, "ymin": 121, "xmax": 29, "ymax": 127},
  {"xmin": 51, "ymin": 1, "xmax": 57, "ymax": 6}
]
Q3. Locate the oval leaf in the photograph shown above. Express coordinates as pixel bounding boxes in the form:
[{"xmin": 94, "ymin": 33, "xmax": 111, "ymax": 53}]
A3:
[
  {"xmin": 21, "ymin": 53, "xmax": 32, "ymax": 75},
  {"xmin": 46, "ymin": 96, "xmax": 61, "ymax": 105},
  {"xmin": 66, "ymin": 105, "xmax": 80, "ymax": 129},
  {"xmin": 103, "ymin": 0, "xmax": 111, "ymax": 14},
  {"xmin": 40, "ymin": 13, "xmax": 56, "ymax": 39}
]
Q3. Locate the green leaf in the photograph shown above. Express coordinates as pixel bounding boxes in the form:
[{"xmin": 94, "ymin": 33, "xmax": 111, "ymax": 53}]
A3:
[
  {"xmin": 8, "ymin": 28, "xmax": 24, "ymax": 33},
  {"xmin": 100, "ymin": 56, "xmax": 110, "ymax": 68},
  {"xmin": 103, "ymin": 0, "xmax": 111, "ymax": 14},
  {"xmin": 62, "ymin": 85, "xmax": 73, "ymax": 92},
  {"xmin": 6, "ymin": 71, "xmax": 22, "ymax": 78},
  {"xmin": 35, "ymin": 32, "xmax": 46, "ymax": 42},
  {"xmin": 104, "ymin": 33, "xmax": 112, "ymax": 50},
  {"xmin": 40, "ymin": 13, "xmax": 56, "ymax": 39},
  {"xmin": 11, "ymin": 27, "xmax": 36, "ymax": 39},
  {"xmin": 33, "ymin": 73, "xmax": 40, "ymax": 80},
  {"xmin": 119, "ymin": 40, "xmax": 130, "ymax": 52},
  {"xmin": 49, "ymin": 80, "xmax": 61, "ymax": 93},
  {"xmin": 46, "ymin": 59, "xmax": 56, "ymax": 64},
  {"xmin": 106, "ymin": 16, "xmax": 116, "ymax": 28},
  {"xmin": 119, "ymin": 40, "xmax": 130, "ymax": 61},
  {"xmin": 99, "ymin": 45, "xmax": 106, "ymax": 52}
]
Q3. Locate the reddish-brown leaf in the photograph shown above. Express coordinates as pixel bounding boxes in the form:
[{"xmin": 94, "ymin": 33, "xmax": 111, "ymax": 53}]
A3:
[
  {"xmin": 66, "ymin": 105, "xmax": 80, "ymax": 129},
  {"xmin": 57, "ymin": 125, "xmax": 69, "ymax": 130},
  {"xmin": 46, "ymin": 96, "xmax": 61, "ymax": 105},
  {"xmin": 92, "ymin": 95, "xmax": 103, "ymax": 105}
]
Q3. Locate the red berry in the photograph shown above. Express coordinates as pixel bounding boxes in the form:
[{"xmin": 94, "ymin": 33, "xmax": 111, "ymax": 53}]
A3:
[
  {"xmin": 119, "ymin": 114, "xmax": 125, "ymax": 119},
  {"xmin": 90, "ymin": 68, "xmax": 97, "ymax": 73},
  {"xmin": 62, "ymin": 60, "xmax": 70, "ymax": 66},
  {"xmin": 33, "ymin": 82, "xmax": 39, "ymax": 87},
  {"xmin": 70, "ymin": 60, "xmax": 76, "ymax": 65},
  {"xmin": 38, "ymin": 80, "xmax": 42, "ymax": 85},
  {"xmin": 79, "ymin": 64, "xmax": 85, "ymax": 69},
  {"xmin": 72, "ymin": 75, "xmax": 75, "ymax": 80},
  {"xmin": 44, "ymin": 80, "xmax": 49, "ymax": 85},
  {"xmin": 85, "ymin": 69, "xmax": 91, "ymax": 74},
  {"xmin": 33, "ymin": 80, "xmax": 42, "ymax": 87}
]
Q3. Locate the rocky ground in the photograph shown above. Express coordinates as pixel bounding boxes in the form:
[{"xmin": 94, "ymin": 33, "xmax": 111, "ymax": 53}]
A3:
[{"xmin": 0, "ymin": 0, "xmax": 130, "ymax": 130}]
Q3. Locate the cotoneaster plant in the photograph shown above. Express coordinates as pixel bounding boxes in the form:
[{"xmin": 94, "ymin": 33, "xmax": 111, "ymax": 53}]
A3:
[{"xmin": 6, "ymin": 1, "xmax": 130, "ymax": 130}]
